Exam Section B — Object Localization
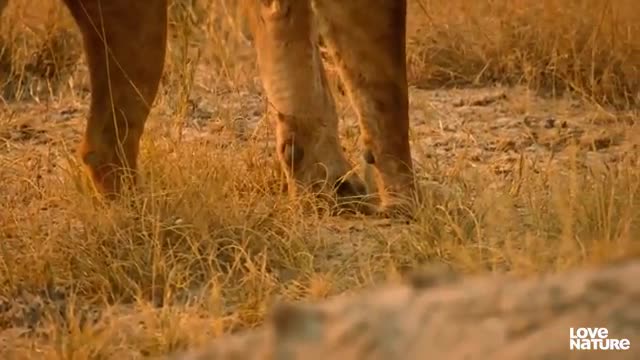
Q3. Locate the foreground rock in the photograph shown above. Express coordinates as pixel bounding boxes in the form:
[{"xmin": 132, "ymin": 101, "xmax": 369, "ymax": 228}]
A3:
[{"xmin": 168, "ymin": 260, "xmax": 639, "ymax": 360}]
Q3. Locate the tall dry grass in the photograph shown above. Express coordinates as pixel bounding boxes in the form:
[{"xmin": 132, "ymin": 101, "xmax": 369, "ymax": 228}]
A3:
[
  {"xmin": 406, "ymin": 0, "xmax": 640, "ymax": 107},
  {"xmin": 0, "ymin": 0, "xmax": 639, "ymax": 358}
]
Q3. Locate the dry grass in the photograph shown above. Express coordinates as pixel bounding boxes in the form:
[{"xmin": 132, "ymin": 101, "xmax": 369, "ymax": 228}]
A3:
[{"xmin": 0, "ymin": 0, "xmax": 639, "ymax": 358}]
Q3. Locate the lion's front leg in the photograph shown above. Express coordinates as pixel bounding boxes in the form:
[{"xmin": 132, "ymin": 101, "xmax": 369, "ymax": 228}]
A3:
[
  {"xmin": 247, "ymin": 0, "xmax": 368, "ymax": 211},
  {"xmin": 62, "ymin": 0, "xmax": 167, "ymax": 197},
  {"xmin": 313, "ymin": 0, "xmax": 417, "ymax": 217}
]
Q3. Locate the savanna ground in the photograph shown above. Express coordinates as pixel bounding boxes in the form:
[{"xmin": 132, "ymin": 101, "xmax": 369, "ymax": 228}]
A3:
[{"xmin": 1, "ymin": 0, "xmax": 639, "ymax": 358}]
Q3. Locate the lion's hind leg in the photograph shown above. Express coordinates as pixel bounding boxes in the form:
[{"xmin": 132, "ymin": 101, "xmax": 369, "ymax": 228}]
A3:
[
  {"xmin": 62, "ymin": 0, "xmax": 167, "ymax": 197},
  {"xmin": 247, "ymin": 0, "xmax": 369, "ymax": 212},
  {"xmin": 313, "ymin": 0, "xmax": 417, "ymax": 217}
]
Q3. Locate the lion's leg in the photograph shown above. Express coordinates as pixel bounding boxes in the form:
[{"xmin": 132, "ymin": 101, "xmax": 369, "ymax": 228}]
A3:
[
  {"xmin": 62, "ymin": 0, "xmax": 167, "ymax": 197},
  {"xmin": 313, "ymin": 0, "xmax": 416, "ymax": 216},
  {"xmin": 247, "ymin": 0, "xmax": 367, "ymax": 207}
]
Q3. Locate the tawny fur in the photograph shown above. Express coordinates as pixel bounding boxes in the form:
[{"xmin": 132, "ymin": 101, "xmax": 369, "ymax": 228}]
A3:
[{"xmin": 0, "ymin": 0, "xmax": 416, "ymax": 215}]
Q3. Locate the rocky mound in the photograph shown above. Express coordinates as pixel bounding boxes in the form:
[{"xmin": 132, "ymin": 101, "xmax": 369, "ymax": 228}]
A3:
[{"xmin": 168, "ymin": 260, "xmax": 639, "ymax": 360}]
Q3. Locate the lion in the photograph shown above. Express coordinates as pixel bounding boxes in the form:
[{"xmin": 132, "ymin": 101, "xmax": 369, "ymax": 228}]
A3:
[{"xmin": 0, "ymin": 0, "xmax": 417, "ymax": 217}]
